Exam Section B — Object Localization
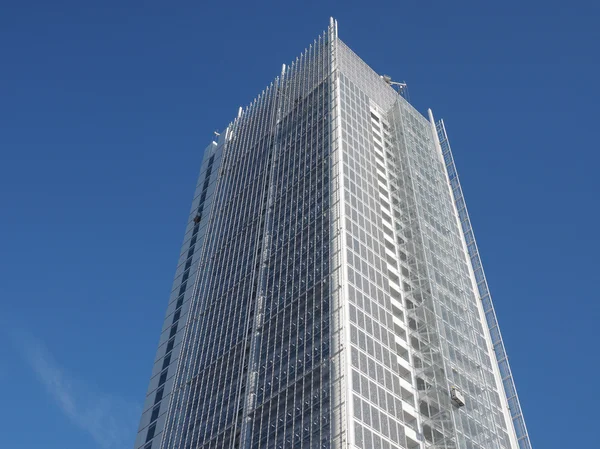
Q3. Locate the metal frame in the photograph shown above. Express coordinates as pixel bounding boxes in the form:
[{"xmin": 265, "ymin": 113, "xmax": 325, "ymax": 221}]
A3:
[{"xmin": 436, "ymin": 120, "xmax": 532, "ymax": 449}]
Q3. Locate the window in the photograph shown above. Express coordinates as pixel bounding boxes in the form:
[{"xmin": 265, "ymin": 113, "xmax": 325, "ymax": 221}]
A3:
[
  {"xmin": 162, "ymin": 353, "xmax": 171, "ymax": 370},
  {"xmin": 150, "ymin": 405, "xmax": 160, "ymax": 423},
  {"xmin": 158, "ymin": 370, "xmax": 168, "ymax": 387},
  {"xmin": 145, "ymin": 423, "xmax": 156, "ymax": 442},
  {"xmin": 154, "ymin": 386, "xmax": 164, "ymax": 404},
  {"xmin": 165, "ymin": 338, "xmax": 175, "ymax": 354}
]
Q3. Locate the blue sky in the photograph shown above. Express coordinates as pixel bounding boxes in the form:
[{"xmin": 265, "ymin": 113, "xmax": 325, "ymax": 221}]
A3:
[{"xmin": 1, "ymin": 1, "xmax": 598, "ymax": 448}]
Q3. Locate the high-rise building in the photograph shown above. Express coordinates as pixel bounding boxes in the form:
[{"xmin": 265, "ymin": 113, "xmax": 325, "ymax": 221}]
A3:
[{"xmin": 133, "ymin": 19, "xmax": 531, "ymax": 449}]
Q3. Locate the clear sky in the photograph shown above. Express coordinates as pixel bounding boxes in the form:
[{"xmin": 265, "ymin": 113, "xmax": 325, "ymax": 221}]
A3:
[{"xmin": 1, "ymin": 1, "xmax": 598, "ymax": 448}]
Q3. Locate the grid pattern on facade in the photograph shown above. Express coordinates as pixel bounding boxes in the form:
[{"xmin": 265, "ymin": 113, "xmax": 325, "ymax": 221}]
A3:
[
  {"xmin": 437, "ymin": 121, "xmax": 531, "ymax": 449},
  {"xmin": 335, "ymin": 37, "xmax": 524, "ymax": 449},
  {"xmin": 369, "ymin": 107, "xmax": 422, "ymax": 448},
  {"xmin": 134, "ymin": 139, "xmax": 223, "ymax": 449},
  {"xmin": 146, "ymin": 30, "xmax": 338, "ymax": 449},
  {"xmin": 160, "ymin": 80, "xmax": 280, "ymax": 449},
  {"xmin": 384, "ymin": 100, "xmax": 512, "ymax": 449},
  {"xmin": 246, "ymin": 33, "xmax": 333, "ymax": 449},
  {"xmin": 339, "ymin": 74, "xmax": 419, "ymax": 449},
  {"xmin": 133, "ymin": 19, "xmax": 530, "ymax": 449}
]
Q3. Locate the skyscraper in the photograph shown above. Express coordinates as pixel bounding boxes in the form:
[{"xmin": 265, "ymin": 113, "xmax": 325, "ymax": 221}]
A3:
[{"xmin": 133, "ymin": 19, "xmax": 531, "ymax": 449}]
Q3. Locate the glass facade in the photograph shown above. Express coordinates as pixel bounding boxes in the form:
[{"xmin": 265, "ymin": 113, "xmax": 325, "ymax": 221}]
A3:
[{"xmin": 133, "ymin": 19, "xmax": 530, "ymax": 449}]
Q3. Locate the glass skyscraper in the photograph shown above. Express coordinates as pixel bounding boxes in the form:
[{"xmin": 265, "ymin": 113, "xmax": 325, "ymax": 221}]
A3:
[{"xmin": 133, "ymin": 19, "xmax": 531, "ymax": 449}]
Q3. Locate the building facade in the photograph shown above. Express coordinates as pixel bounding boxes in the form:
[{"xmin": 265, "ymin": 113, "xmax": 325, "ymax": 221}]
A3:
[{"xmin": 133, "ymin": 19, "xmax": 531, "ymax": 449}]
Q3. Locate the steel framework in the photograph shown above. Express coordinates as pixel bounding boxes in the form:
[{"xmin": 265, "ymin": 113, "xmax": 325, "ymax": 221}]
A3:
[{"xmin": 436, "ymin": 120, "xmax": 532, "ymax": 449}]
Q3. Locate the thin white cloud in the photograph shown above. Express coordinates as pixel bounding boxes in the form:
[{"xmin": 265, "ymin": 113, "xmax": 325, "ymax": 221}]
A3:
[{"xmin": 14, "ymin": 331, "xmax": 141, "ymax": 449}]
